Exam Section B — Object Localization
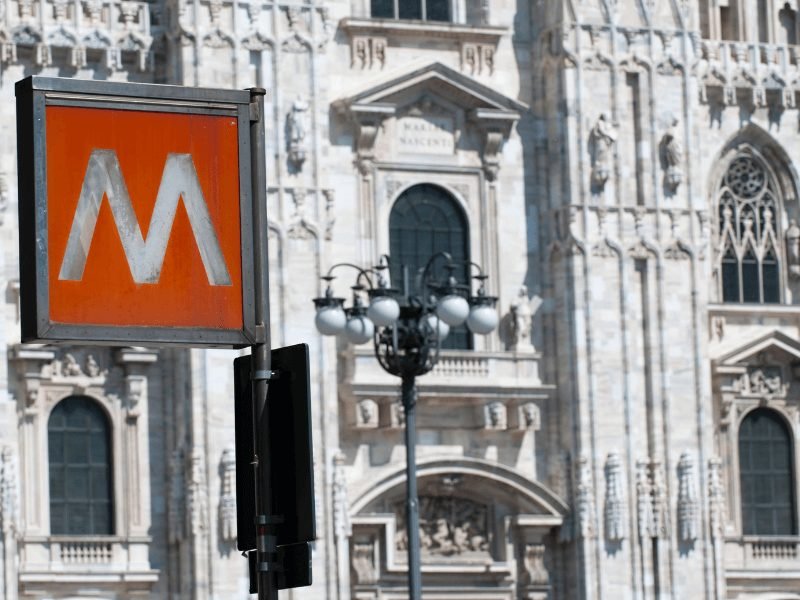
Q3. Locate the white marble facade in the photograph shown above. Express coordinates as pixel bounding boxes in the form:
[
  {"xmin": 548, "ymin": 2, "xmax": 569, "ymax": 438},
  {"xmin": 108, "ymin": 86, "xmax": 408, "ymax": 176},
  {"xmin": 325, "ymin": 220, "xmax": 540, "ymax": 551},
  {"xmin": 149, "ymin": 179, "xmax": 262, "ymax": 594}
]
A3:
[{"xmin": 0, "ymin": 0, "xmax": 798, "ymax": 598}]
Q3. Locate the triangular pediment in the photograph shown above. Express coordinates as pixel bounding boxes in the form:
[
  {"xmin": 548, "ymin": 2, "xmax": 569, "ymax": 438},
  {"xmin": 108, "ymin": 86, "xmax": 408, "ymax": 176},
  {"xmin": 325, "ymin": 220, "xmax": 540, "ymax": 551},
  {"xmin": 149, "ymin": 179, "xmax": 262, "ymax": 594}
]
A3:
[
  {"xmin": 714, "ymin": 330, "xmax": 800, "ymax": 368},
  {"xmin": 333, "ymin": 61, "xmax": 527, "ymax": 117}
]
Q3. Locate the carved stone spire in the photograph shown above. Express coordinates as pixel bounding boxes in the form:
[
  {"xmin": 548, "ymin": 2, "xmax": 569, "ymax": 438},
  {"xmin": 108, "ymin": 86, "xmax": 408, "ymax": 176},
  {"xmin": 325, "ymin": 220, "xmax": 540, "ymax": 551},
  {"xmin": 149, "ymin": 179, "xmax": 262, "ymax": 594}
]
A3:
[
  {"xmin": 0, "ymin": 447, "xmax": 17, "ymax": 535},
  {"xmin": 168, "ymin": 448, "xmax": 185, "ymax": 544},
  {"xmin": 575, "ymin": 454, "xmax": 595, "ymax": 539},
  {"xmin": 186, "ymin": 448, "xmax": 209, "ymax": 536},
  {"xmin": 677, "ymin": 452, "xmax": 699, "ymax": 542},
  {"xmin": 219, "ymin": 446, "xmax": 237, "ymax": 542},
  {"xmin": 604, "ymin": 452, "xmax": 627, "ymax": 541},
  {"xmin": 332, "ymin": 451, "xmax": 351, "ymax": 540},
  {"xmin": 708, "ymin": 457, "xmax": 726, "ymax": 539},
  {"xmin": 635, "ymin": 460, "xmax": 652, "ymax": 539}
]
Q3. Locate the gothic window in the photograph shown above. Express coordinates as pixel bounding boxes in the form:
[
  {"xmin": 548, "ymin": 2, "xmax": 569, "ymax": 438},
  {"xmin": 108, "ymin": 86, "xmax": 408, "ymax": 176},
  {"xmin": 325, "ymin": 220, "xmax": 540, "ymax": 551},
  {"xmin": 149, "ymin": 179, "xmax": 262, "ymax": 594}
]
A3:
[
  {"xmin": 717, "ymin": 152, "xmax": 782, "ymax": 304},
  {"xmin": 389, "ymin": 183, "xmax": 471, "ymax": 349},
  {"xmin": 739, "ymin": 408, "xmax": 796, "ymax": 535},
  {"xmin": 371, "ymin": 0, "xmax": 451, "ymax": 21},
  {"xmin": 48, "ymin": 396, "xmax": 114, "ymax": 535}
]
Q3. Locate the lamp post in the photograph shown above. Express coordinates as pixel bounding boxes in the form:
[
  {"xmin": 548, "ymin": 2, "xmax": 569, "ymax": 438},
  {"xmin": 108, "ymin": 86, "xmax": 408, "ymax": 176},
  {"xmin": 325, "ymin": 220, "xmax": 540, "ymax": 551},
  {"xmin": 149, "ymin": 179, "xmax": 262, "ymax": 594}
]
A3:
[{"xmin": 312, "ymin": 253, "xmax": 498, "ymax": 600}]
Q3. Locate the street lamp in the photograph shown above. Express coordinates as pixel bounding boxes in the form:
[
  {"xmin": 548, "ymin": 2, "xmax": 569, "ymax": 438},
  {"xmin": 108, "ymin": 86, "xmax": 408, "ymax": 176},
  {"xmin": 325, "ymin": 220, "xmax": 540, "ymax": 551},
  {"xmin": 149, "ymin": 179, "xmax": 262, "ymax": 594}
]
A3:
[{"xmin": 312, "ymin": 253, "xmax": 498, "ymax": 600}]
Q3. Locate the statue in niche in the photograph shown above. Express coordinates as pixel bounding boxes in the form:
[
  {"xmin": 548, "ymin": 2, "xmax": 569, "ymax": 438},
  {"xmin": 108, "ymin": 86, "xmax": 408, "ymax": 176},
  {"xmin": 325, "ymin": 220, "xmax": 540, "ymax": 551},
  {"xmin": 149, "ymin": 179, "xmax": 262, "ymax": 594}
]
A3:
[
  {"xmin": 786, "ymin": 219, "xmax": 800, "ymax": 279},
  {"xmin": 509, "ymin": 286, "xmax": 541, "ymax": 352},
  {"xmin": 589, "ymin": 113, "xmax": 617, "ymax": 191},
  {"xmin": 661, "ymin": 118, "xmax": 683, "ymax": 192},
  {"xmin": 287, "ymin": 96, "xmax": 309, "ymax": 169}
]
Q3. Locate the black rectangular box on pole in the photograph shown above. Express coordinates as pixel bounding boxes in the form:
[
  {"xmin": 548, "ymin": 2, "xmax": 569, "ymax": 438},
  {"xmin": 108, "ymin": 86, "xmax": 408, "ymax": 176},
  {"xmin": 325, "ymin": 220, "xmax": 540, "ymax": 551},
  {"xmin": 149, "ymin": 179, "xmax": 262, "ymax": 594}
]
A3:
[{"xmin": 234, "ymin": 343, "xmax": 316, "ymax": 552}]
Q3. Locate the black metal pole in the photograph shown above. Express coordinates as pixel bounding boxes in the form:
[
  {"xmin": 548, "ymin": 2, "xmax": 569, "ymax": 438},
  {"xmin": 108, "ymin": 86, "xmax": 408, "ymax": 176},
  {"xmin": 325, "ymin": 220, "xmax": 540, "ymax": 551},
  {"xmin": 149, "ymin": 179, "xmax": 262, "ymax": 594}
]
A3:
[
  {"xmin": 402, "ymin": 374, "xmax": 422, "ymax": 600},
  {"xmin": 248, "ymin": 87, "xmax": 278, "ymax": 600}
]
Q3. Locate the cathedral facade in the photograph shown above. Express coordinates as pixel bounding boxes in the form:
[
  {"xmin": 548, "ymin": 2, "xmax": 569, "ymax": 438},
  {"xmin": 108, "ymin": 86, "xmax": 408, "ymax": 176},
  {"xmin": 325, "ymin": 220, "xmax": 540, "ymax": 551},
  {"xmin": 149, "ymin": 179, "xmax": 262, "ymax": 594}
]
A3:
[{"xmin": 0, "ymin": 0, "xmax": 796, "ymax": 598}]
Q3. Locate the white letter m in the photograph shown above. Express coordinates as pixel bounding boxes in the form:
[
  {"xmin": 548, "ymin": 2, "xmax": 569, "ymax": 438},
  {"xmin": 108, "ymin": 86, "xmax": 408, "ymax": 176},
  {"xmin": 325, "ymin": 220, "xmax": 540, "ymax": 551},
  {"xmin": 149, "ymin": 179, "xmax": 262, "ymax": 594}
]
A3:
[{"xmin": 59, "ymin": 150, "xmax": 232, "ymax": 286}]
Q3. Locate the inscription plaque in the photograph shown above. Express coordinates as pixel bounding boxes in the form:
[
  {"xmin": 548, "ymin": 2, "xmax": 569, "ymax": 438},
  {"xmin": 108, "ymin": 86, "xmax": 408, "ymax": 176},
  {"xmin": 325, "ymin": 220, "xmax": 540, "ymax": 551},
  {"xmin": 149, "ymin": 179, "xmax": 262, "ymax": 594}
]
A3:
[{"xmin": 397, "ymin": 115, "xmax": 455, "ymax": 155}]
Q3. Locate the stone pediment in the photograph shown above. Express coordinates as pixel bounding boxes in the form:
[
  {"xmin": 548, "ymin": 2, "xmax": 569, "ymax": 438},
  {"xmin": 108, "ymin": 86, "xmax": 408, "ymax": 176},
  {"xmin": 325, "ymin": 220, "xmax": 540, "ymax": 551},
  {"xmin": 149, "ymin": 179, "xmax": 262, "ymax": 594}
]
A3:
[
  {"xmin": 713, "ymin": 329, "xmax": 800, "ymax": 370},
  {"xmin": 333, "ymin": 62, "xmax": 527, "ymax": 179},
  {"xmin": 334, "ymin": 61, "xmax": 527, "ymax": 114}
]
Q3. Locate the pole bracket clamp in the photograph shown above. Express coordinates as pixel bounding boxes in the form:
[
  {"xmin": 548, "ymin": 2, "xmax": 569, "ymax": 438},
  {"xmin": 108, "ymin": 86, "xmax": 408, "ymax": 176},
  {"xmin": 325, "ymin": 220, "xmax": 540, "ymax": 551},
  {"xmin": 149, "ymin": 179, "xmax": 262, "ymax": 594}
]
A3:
[{"xmin": 251, "ymin": 370, "xmax": 278, "ymax": 381}]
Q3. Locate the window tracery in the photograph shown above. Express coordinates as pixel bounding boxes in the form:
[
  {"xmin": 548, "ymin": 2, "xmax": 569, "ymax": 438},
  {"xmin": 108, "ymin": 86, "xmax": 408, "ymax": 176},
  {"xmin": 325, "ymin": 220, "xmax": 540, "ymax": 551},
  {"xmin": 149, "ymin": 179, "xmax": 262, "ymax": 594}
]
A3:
[{"xmin": 717, "ymin": 152, "xmax": 782, "ymax": 304}]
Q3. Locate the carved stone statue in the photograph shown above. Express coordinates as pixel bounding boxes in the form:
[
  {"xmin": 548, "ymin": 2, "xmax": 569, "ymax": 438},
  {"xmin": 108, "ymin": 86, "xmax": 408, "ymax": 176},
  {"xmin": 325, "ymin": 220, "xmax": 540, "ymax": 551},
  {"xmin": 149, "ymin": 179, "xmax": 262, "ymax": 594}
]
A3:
[
  {"xmin": 356, "ymin": 399, "xmax": 378, "ymax": 428},
  {"xmin": 485, "ymin": 401, "xmax": 506, "ymax": 429},
  {"xmin": 63, "ymin": 353, "xmax": 83, "ymax": 377},
  {"xmin": 509, "ymin": 285, "xmax": 537, "ymax": 352},
  {"xmin": 520, "ymin": 402, "xmax": 541, "ymax": 430},
  {"xmin": 786, "ymin": 219, "xmax": 800, "ymax": 279},
  {"xmin": 662, "ymin": 118, "xmax": 683, "ymax": 192},
  {"xmin": 287, "ymin": 96, "xmax": 309, "ymax": 168},
  {"xmin": 590, "ymin": 113, "xmax": 617, "ymax": 190}
]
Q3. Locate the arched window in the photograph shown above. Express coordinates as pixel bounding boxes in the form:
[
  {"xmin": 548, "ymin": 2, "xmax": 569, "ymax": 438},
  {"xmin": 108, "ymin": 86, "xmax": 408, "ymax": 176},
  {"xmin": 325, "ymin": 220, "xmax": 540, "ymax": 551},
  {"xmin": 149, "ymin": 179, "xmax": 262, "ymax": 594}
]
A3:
[
  {"xmin": 389, "ymin": 184, "xmax": 471, "ymax": 349},
  {"xmin": 48, "ymin": 396, "xmax": 113, "ymax": 535},
  {"xmin": 739, "ymin": 408, "xmax": 796, "ymax": 535},
  {"xmin": 717, "ymin": 152, "xmax": 782, "ymax": 304}
]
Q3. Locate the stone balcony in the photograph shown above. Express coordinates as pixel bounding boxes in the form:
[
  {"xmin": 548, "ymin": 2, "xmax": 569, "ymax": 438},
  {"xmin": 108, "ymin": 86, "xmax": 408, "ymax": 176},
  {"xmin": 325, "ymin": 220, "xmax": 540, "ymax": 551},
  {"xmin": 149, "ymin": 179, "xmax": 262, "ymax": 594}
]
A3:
[
  {"xmin": 343, "ymin": 348, "xmax": 553, "ymax": 432},
  {"xmin": 18, "ymin": 536, "xmax": 158, "ymax": 592},
  {"xmin": 724, "ymin": 536, "xmax": 800, "ymax": 594}
]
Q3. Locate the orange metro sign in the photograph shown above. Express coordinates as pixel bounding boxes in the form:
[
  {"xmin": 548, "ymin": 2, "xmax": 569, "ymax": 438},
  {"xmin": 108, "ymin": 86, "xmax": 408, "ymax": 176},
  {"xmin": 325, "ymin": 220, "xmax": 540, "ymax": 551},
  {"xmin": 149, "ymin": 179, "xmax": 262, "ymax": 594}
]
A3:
[{"xmin": 16, "ymin": 78, "xmax": 256, "ymax": 347}]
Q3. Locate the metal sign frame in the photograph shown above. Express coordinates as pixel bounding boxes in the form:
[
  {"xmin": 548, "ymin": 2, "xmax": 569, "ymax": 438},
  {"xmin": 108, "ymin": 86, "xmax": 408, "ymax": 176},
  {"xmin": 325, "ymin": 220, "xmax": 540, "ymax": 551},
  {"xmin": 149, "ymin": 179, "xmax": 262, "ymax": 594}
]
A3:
[{"xmin": 16, "ymin": 76, "xmax": 256, "ymax": 347}]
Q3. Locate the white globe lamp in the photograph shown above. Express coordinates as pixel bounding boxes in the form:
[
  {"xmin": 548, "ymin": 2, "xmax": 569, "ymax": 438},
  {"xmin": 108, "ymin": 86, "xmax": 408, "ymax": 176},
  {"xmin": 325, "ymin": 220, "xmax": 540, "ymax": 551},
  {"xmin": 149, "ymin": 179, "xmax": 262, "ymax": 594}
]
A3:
[
  {"xmin": 423, "ymin": 313, "xmax": 450, "ymax": 341},
  {"xmin": 436, "ymin": 294, "xmax": 470, "ymax": 326},
  {"xmin": 344, "ymin": 313, "xmax": 375, "ymax": 345},
  {"xmin": 466, "ymin": 304, "xmax": 498, "ymax": 335},
  {"xmin": 367, "ymin": 294, "xmax": 400, "ymax": 327}
]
